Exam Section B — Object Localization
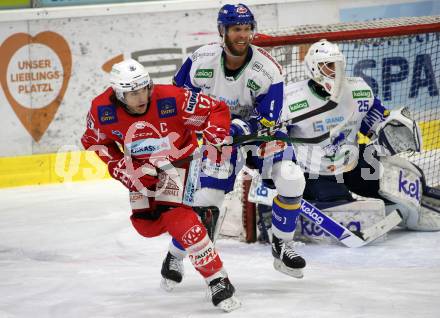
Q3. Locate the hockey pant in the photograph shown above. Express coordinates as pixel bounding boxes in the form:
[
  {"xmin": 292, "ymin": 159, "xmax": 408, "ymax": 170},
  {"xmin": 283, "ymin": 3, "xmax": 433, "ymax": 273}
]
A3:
[{"xmin": 131, "ymin": 205, "xmax": 224, "ymax": 279}]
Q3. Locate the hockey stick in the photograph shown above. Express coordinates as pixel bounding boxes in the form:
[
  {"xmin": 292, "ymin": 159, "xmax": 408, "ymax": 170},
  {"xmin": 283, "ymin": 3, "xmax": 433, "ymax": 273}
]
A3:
[
  {"xmin": 231, "ymin": 107, "xmax": 357, "ymax": 146},
  {"xmin": 300, "ymin": 199, "xmax": 402, "ymax": 247},
  {"xmin": 247, "ymin": 175, "xmax": 402, "ymax": 247},
  {"xmin": 159, "ymin": 98, "xmax": 344, "ymax": 171},
  {"xmin": 231, "ymin": 100, "xmax": 339, "ymax": 145},
  {"xmin": 233, "ymin": 59, "xmax": 346, "ymax": 145},
  {"xmin": 158, "ymin": 63, "xmax": 348, "ymax": 170}
]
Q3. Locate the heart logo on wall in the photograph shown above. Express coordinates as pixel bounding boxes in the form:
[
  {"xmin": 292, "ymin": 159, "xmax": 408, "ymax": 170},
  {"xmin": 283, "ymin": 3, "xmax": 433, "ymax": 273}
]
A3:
[
  {"xmin": 0, "ymin": 31, "xmax": 72, "ymax": 142},
  {"xmin": 102, "ymin": 54, "xmax": 123, "ymax": 73}
]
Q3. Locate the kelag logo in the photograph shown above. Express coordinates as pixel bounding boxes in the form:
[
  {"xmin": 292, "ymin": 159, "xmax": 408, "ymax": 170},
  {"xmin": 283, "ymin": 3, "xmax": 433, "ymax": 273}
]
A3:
[
  {"xmin": 288, "ymin": 100, "xmax": 309, "ymax": 112},
  {"xmin": 398, "ymin": 170, "xmax": 420, "ymax": 201},
  {"xmin": 300, "ymin": 217, "xmax": 361, "ymax": 237},
  {"xmin": 195, "ymin": 69, "xmax": 214, "ymax": 78},
  {"xmin": 301, "ymin": 201, "xmax": 324, "ymax": 225},
  {"xmin": 0, "ymin": 31, "xmax": 72, "ymax": 141},
  {"xmin": 352, "ymin": 90, "xmax": 372, "ymax": 98}
]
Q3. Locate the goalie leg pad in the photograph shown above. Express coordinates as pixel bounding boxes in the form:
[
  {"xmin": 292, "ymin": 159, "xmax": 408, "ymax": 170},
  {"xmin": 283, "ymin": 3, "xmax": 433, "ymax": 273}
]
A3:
[
  {"xmin": 378, "ymin": 156, "xmax": 440, "ymax": 231},
  {"xmin": 413, "ymin": 205, "xmax": 440, "ymax": 231},
  {"xmin": 414, "ymin": 186, "xmax": 440, "ymax": 231},
  {"xmin": 423, "ymin": 187, "xmax": 440, "ymax": 212}
]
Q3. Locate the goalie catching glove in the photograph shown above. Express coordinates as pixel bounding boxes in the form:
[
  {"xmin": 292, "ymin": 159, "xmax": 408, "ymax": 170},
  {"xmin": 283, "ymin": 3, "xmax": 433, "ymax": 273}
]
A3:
[
  {"xmin": 370, "ymin": 107, "xmax": 422, "ymax": 156},
  {"xmin": 108, "ymin": 156, "xmax": 159, "ymax": 192}
]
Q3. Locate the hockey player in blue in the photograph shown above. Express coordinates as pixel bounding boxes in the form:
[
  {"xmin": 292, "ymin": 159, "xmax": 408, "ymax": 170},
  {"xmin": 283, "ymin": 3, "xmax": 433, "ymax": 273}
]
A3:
[{"xmin": 161, "ymin": 3, "xmax": 307, "ymax": 291}]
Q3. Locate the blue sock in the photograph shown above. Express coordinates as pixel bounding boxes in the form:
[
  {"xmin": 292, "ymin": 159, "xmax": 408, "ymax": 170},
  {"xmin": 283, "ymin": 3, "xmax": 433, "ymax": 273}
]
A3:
[
  {"xmin": 172, "ymin": 238, "xmax": 185, "ymax": 251},
  {"xmin": 271, "ymin": 195, "xmax": 302, "ymax": 241}
]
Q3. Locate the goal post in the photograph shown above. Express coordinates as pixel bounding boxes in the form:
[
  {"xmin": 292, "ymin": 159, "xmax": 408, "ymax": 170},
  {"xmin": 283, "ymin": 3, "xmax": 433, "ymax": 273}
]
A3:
[{"xmin": 221, "ymin": 16, "xmax": 440, "ymax": 242}]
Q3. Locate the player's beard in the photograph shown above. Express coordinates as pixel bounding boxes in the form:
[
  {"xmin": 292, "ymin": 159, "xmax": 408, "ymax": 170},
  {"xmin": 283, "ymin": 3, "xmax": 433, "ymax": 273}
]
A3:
[{"xmin": 224, "ymin": 35, "xmax": 249, "ymax": 57}]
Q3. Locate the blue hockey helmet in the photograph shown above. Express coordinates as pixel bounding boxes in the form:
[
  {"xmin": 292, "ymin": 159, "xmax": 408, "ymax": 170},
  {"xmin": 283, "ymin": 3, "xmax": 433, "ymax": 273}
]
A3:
[{"xmin": 217, "ymin": 3, "xmax": 256, "ymax": 35}]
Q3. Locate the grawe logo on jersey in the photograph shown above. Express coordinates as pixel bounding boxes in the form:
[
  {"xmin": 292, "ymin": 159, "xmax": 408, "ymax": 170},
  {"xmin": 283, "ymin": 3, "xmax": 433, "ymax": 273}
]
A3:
[
  {"xmin": 352, "ymin": 90, "xmax": 372, "ymax": 98},
  {"xmin": 195, "ymin": 69, "xmax": 213, "ymax": 78},
  {"xmin": 288, "ymin": 100, "xmax": 309, "ymax": 112},
  {"xmin": 0, "ymin": 31, "xmax": 72, "ymax": 142},
  {"xmin": 247, "ymin": 79, "xmax": 261, "ymax": 91}
]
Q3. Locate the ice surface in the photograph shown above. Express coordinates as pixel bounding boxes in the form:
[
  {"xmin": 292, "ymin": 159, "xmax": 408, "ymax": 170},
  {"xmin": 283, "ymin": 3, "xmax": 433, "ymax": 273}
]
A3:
[{"xmin": 1, "ymin": 180, "xmax": 439, "ymax": 318}]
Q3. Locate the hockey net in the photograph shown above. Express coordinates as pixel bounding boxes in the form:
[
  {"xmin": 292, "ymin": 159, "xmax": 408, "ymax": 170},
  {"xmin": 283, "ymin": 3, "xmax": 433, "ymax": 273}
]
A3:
[{"xmin": 220, "ymin": 16, "xmax": 440, "ymax": 242}]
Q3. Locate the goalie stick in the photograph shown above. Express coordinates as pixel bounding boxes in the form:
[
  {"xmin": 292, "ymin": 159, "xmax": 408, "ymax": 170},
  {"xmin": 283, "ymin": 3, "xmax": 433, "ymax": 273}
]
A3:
[
  {"xmin": 309, "ymin": 185, "xmax": 440, "ymax": 246},
  {"xmin": 300, "ymin": 199, "xmax": 402, "ymax": 247},
  {"xmin": 232, "ymin": 100, "xmax": 339, "ymax": 145}
]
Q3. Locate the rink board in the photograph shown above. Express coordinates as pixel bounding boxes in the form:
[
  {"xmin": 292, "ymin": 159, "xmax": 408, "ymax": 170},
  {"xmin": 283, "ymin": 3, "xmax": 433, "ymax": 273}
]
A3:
[{"xmin": 0, "ymin": 151, "xmax": 109, "ymax": 188}]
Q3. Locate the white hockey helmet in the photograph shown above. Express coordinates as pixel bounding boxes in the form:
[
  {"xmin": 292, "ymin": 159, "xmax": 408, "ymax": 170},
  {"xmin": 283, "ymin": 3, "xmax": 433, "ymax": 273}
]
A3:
[
  {"xmin": 109, "ymin": 59, "xmax": 152, "ymax": 103},
  {"xmin": 304, "ymin": 39, "xmax": 346, "ymax": 94}
]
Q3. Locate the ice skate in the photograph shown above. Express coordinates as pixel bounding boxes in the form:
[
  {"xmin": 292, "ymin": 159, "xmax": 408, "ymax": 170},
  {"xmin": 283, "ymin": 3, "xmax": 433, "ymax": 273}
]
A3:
[
  {"xmin": 160, "ymin": 252, "xmax": 184, "ymax": 292},
  {"xmin": 272, "ymin": 234, "xmax": 306, "ymax": 279},
  {"xmin": 208, "ymin": 277, "xmax": 241, "ymax": 312}
]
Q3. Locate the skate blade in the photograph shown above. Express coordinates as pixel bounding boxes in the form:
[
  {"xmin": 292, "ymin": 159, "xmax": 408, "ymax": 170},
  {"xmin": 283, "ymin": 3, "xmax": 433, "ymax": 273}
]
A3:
[
  {"xmin": 216, "ymin": 296, "xmax": 241, "ymax": 312},
  {"xmin": 273, "ymin": 258, "xmax": 304, "ymax": 279},
  {"xmin": 160, "ymin": 278, "xmax": 179, "ymax": 292}
]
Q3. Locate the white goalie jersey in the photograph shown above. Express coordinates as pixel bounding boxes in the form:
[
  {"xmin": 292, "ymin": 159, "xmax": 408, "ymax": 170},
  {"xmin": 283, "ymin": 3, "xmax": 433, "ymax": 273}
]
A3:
[{"xmin": 281, "ymin": 77, "xmax": 386, "ymax": 176}]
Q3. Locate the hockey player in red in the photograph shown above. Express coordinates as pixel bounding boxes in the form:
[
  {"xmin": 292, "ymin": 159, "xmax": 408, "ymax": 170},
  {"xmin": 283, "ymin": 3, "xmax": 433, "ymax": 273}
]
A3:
[{"xmin": 81, "ymin": 59, "xmax": 240, "ymax": 312}]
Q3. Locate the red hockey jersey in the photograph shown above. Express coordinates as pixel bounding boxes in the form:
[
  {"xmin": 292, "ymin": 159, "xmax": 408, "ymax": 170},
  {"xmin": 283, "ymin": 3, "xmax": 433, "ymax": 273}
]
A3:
[{"xmin": 81, "ymin": 84, "xmax": 230, "ymax": 167}]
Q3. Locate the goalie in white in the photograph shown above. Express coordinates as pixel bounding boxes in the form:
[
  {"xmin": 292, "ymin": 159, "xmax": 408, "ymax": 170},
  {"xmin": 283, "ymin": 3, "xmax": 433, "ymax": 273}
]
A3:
[{"xmin": 273, "ymin": 39, "xmax": 440, "ymax": 235}]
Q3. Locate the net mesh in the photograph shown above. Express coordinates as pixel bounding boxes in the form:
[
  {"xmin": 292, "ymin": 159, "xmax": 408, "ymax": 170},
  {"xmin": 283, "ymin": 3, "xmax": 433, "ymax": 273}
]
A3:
[
  {"xmin": 261, "ymin": 16, "xmax": 440, "ymax": 37},
  {"xmin": 254, "ymin": 17, "xmax": 440, "ymax": 187}
]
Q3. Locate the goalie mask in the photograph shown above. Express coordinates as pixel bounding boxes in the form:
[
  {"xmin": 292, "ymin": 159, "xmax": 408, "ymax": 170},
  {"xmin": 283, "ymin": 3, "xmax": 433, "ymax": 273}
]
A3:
[
  {"xmin": 304, "ymin": 39, "xmax": 346, "ymax": 96},
  {"xmin": 110, "ymin": 59, "xmax": 152, "ymax": 104}
]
